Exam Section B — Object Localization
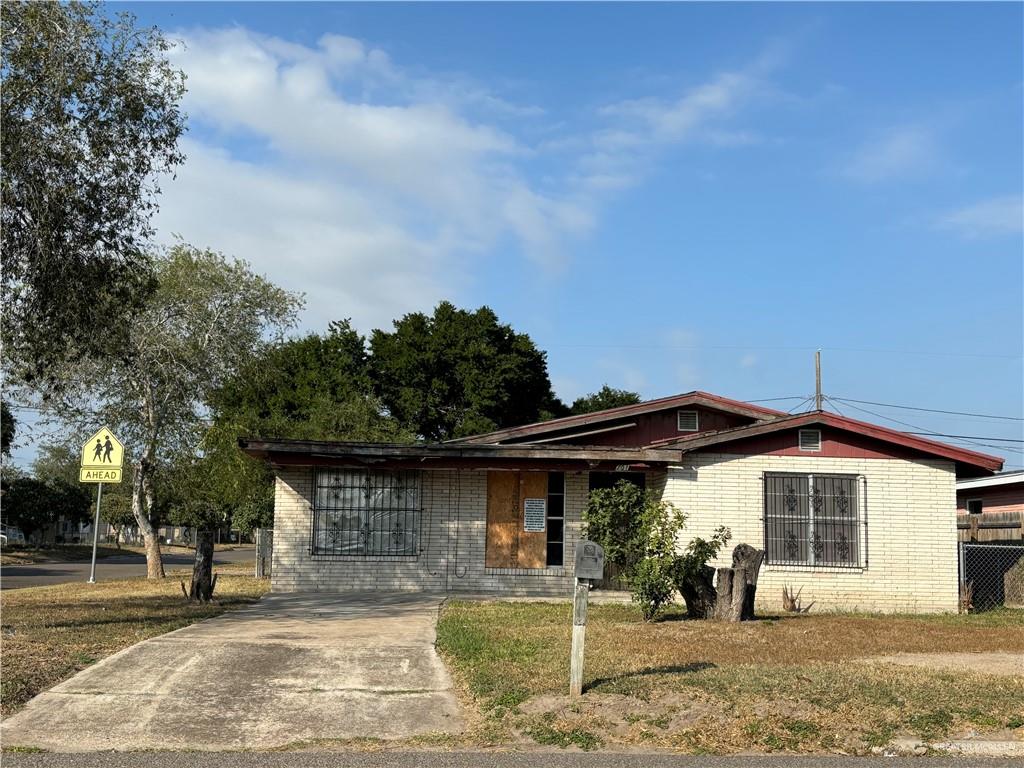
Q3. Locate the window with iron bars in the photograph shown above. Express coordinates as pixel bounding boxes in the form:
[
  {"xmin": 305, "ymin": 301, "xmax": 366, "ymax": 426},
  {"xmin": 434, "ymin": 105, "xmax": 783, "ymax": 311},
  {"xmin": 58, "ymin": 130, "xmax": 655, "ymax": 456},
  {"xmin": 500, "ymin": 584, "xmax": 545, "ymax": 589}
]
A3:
[
  {"xmin": 311, "ymin": 468, "xmax": 421, "ymax": 557},
  {"xmin": 763, "ymin": 472, "xmax": 862, "ymax": 568}
]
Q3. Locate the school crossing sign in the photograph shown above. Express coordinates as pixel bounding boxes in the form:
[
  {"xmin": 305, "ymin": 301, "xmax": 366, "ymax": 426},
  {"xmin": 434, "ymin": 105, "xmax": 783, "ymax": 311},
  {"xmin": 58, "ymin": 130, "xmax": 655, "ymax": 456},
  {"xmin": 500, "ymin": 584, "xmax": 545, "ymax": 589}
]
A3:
[{"xmin": 80, "ymin": 427, "xmax": 124, "ymax": 484}]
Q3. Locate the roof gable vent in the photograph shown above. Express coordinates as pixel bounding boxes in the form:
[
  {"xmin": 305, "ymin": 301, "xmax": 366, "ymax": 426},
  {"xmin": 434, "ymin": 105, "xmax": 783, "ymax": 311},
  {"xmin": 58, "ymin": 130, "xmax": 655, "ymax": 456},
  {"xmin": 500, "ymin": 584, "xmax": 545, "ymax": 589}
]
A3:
[
  {"xmin": 677, "ymin": 410, "xmax": 699, "ymax": 432},
  {"xmin": 798, "ymin": 429, "xmax": 822, "ymax": 452}
]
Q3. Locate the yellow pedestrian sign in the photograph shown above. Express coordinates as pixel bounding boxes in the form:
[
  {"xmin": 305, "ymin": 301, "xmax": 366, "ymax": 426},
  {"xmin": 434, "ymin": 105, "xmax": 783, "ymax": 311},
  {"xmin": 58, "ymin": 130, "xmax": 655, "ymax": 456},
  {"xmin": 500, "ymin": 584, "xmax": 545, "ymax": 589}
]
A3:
[{"xmin": 80, "ymin": 427, "xmax": 124, "ymax": 484}]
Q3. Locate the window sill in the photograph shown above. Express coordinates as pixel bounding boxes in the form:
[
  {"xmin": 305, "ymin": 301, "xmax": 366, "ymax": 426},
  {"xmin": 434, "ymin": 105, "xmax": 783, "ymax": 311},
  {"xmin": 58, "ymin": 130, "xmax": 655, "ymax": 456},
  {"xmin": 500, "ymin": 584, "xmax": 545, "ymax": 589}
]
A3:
[
  {"xmin": 309, "ymin": 554, "xmax": 419, "ymax": 562},
  {"xmin": 485, "ymin": 567, "xmax": 567, "ymax": 577},
  {"xmin": 765, "ymin": 563, "xmax": 866, "ymax": 574}
]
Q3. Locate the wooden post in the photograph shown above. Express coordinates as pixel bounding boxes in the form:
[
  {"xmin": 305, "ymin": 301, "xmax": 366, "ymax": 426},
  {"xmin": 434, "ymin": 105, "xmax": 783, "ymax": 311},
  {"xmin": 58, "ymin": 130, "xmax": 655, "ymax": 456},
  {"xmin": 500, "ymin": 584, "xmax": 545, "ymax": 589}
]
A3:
[
  {"xmin": 815, "ymin": 349, "xmax": 822, "ymax": 411},
  {"xmin": 569, "ymin": 578, "xmax": 588, "ymax": 697}
]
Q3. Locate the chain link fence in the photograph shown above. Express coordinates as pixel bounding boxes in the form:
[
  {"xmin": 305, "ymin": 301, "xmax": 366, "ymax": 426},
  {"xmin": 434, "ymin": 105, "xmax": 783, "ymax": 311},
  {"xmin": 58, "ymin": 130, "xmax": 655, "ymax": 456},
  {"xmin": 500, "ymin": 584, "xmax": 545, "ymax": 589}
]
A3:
[{"xmin": 958, "ymin": 542, "xmax": 1024, "ymax": 612}]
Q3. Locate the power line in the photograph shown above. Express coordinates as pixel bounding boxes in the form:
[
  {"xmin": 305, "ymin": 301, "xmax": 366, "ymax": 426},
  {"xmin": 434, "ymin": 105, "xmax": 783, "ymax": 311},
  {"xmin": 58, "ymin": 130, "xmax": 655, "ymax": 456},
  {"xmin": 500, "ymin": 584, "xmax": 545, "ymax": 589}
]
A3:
[
  {"xmin": 833, "ymin": 398, "xmax": 1021, "ymax": 455},
  {"xmin": 544, "ymin": 342, "xmax": 1021, "ymax": 360},
  {"xmin": 831, "ymin": 397, "xmax": 1023, "ymax": 422},
  {"xmin": 904, "ymin": 432, "xmax": 1024, "ymax": 443},
  {"xmin": 823, "ymin": 395, "xmax": 846, "ymax": 417}
]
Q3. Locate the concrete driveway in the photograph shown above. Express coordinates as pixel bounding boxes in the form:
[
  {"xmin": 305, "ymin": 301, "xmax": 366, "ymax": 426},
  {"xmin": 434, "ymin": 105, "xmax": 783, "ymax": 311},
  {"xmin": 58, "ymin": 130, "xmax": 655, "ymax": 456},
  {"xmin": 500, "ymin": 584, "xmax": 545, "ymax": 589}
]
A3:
[{"xmin": 0, "ymin": 593, "xmax": 463, "ymax": 751}]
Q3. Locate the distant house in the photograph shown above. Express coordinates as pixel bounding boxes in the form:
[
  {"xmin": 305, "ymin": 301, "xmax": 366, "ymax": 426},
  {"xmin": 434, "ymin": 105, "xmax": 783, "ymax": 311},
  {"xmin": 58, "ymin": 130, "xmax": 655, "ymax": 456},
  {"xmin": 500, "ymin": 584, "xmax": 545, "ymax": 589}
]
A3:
[
  {"xmin": 956, "ymin": 470, "xmax": 1024, "ymax": 543},
  {"xmin": 242, "ymin": 391, "xmax": 1002, "ymax": 613}
]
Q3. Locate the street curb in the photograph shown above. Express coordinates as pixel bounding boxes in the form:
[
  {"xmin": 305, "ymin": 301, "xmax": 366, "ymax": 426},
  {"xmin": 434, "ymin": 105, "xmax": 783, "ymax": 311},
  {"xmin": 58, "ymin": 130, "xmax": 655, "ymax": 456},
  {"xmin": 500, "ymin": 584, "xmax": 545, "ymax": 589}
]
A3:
[{"xmin": 889, "ymin": 737, "xmax": 1024, "ymax": 757}]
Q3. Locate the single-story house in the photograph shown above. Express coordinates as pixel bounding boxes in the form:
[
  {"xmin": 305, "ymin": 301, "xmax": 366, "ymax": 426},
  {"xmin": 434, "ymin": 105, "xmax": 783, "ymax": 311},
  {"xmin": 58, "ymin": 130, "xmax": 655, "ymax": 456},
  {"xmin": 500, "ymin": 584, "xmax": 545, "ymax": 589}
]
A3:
[
  {"xmin": 241, "ymin": 391, "xmax": 1003, "ymax": 613},
  {"xmin": 956, "ymin": 470, "xmax": 1024, "ymax": 543}
]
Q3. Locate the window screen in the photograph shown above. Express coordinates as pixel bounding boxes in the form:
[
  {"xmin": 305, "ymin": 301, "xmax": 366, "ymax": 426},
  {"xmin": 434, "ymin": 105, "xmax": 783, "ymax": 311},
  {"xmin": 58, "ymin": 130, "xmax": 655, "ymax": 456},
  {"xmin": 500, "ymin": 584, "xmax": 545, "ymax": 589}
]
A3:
[
  {"xmin": 764, "ymin": 472, "xmax": 861, "ymax": 568},
  {"xmin": 312, "ymin": 468, "xmax": 421, "ymax": 556}
]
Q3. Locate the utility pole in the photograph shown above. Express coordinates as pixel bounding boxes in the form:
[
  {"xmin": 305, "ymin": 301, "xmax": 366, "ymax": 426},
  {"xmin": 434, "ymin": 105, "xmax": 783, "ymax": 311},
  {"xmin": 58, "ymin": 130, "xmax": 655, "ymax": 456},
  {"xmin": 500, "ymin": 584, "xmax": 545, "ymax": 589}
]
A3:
[{"xmin": 815, "ymin": 349, "xmax": 822, "ymax": 411}]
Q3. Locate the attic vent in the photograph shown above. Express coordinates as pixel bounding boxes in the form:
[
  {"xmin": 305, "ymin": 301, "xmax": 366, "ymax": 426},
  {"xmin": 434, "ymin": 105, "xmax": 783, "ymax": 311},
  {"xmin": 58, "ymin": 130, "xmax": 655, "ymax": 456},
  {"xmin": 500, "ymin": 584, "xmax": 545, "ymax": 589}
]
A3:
[
  {"xmin": 799, "ymin": 429, "xmax": 822, "ymax": 452},
  {"xmin": 677, "ymin": 410, "xmax": 699, "ymax": 432}
]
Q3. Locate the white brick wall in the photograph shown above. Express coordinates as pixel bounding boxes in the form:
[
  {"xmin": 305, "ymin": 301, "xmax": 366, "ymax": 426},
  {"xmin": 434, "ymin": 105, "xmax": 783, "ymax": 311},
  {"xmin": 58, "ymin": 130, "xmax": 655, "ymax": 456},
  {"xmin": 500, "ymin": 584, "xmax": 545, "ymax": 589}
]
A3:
[
  {"xmin": 662, "ymin": 453, "xmax": 959, "ymax": 613},
  {"xmin": 272, "ymin": 456, "xmax": 959, "ymax": 613},
  {"xmin": 272, "ymin": 468, "xmax": 587, "ymax": 597}
]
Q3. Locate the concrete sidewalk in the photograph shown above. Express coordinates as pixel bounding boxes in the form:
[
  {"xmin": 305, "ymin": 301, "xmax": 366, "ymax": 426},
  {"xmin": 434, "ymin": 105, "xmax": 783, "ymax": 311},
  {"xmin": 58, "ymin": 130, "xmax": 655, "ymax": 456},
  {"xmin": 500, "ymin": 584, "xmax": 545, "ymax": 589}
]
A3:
[{"xmin": 0, "ymin": 592, "xmax": 463, "ymax": 751}]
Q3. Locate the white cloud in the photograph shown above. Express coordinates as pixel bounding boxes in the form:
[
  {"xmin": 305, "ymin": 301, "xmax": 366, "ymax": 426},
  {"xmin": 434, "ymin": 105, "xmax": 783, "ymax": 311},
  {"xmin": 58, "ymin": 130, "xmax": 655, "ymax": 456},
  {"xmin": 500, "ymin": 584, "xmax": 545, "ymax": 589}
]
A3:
[
  {"xmin": 842, "ymin": 126, "xmax": 938, "ymax": 183},
  {"xmin": 154, "ymin": 27, "xmax": 779, "ymax": 331},
  {"xmin": 156, "ymin": 27, "xmax": 592, "ymax": 331},
  {"xmin": 938, "ymin": 196, "xmax": 1024, "ymax": 239},
  {"xmin": 573, "ymin": 56, "xmax": 778, "ymax": 195},
  {"xmin": 739, "ymin": 353, "xmax": 758, "ymax": 368}
]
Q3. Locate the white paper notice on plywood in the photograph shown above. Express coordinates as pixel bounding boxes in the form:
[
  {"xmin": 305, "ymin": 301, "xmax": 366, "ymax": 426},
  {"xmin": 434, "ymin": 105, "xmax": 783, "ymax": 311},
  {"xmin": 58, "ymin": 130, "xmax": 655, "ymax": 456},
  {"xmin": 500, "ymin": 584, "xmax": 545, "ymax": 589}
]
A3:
[{"xmin": 523, "ymin": 498, "xmax": 546, "ymax": 532}]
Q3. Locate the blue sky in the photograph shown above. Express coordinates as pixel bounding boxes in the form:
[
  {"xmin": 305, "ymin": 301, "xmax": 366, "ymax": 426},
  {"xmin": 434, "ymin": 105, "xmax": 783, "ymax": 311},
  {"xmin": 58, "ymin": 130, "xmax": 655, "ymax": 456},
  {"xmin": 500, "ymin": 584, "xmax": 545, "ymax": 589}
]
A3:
[{"xmin": 11, "ymin": 2, "xmax": 1024, "ymax": 468}]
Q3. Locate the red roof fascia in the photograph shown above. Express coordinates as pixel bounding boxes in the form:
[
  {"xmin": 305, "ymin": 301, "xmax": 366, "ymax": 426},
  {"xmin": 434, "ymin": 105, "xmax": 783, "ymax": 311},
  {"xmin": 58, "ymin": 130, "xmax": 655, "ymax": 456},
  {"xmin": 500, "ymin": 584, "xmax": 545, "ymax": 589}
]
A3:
[
  {"xmin": 450, "ymin": 391, "xmax": 785, "ymax": 444},
  {"xmin": 655, "ymin": 411, "xmax": 1004, "ymax": 472}
]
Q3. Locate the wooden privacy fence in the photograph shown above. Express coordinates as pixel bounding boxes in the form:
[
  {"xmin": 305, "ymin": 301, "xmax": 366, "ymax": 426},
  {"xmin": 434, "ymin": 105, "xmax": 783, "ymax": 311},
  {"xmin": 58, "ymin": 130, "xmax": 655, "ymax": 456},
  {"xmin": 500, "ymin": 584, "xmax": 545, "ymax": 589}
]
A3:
[{"xmin": 957, "ymin": 510, "xmax": 1023, "ymax": 543}]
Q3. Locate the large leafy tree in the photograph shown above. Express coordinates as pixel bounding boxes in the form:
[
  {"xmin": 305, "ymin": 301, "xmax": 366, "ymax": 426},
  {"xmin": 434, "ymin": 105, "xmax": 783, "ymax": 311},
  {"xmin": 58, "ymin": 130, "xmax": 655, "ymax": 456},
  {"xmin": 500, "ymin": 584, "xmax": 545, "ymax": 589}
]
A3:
[
  {"xmin": 44, "ymin": 244, "xmax": 301, "ymax": 578},
  {"xmin": 1, "ymin": 402, "xmax": 15, "ymax": 456},
  {"xmin": 3, "ymin": 476, "xmax": 91, "ymax": 542},
  {"xmin": 1, "ymin": 1, "xmax": 186, "ymax": 385},
  {"xmin": 202, "ymin": 321, "xmax": 411, "ymax": 540},
  {"xmin": 570, "ymin": 385, "xmax": 642, "ymax": 415},
  {"xmin": 369, "ymin": 302, "xmax": 565, "ymax": 441}
]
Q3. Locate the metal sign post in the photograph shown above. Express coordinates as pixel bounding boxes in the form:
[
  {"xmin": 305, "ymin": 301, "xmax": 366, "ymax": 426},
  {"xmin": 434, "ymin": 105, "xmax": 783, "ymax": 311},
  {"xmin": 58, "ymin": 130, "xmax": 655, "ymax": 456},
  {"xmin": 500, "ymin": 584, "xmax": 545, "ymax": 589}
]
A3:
[
  {"xmin": 79, "ymin": 426, "xmax": 125, "ymax": 584},
  {"xmin": 570, "ymin": 540, "xmax": 605, "ymax": 697},
  {"xmin": 88, "ymin": 483, "xmax": 103, "ymax": 584}
]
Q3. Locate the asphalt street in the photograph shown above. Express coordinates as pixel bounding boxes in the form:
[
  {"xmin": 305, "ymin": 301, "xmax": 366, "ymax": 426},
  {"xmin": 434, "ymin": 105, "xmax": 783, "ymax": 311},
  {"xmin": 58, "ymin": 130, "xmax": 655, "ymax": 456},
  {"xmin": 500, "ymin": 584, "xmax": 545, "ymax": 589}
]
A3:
[
  {"xmin": 2, "ymin": 753, "xmax": 1021, "ymax": 768},
  {"xmin": 0, "ymin": 547, "xmax": 256, "ymax": 589}
]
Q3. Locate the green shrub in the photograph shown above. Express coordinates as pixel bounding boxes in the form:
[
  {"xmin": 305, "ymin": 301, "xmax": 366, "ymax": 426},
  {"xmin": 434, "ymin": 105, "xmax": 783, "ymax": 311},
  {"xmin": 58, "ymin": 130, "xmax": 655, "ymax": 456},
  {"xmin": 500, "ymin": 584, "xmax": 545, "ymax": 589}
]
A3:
[{"xmin": 584, "ymin": 480, "xmax": 727, "ymax": 621}]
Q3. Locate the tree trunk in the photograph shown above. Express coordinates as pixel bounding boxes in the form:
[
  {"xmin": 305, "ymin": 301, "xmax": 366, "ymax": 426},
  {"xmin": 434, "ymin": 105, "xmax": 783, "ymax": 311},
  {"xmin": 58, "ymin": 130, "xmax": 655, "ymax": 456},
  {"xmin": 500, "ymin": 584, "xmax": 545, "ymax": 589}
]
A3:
[
  {"xmin": 731, "ymin": 544, "xmax": 765, "ymax": 621},
  {"xmin": 678, "ymin": 564, "xmax": 717, "ymax": 619},
  {"xmin": 187, "ymin": 529, "xmax": 216, "ymax": 601},
  {"xmin": 713, "ymin": 566, "xmax": 748, "ymax": 622},
  {"xmin": 131, "ymin": 458, "xmax": 165, "ymax": 579}
]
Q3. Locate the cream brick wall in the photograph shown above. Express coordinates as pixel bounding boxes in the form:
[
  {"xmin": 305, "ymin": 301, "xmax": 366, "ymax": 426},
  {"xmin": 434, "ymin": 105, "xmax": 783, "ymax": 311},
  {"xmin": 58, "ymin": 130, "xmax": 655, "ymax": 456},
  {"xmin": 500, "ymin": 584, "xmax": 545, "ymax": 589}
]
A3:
[
  {"xmin": 661, "ymin": 453, "xmax": 959, "ymax": 613},
  {"xmin": 272, "ymin": 467, "xmax": 587, "ymax": 596}
]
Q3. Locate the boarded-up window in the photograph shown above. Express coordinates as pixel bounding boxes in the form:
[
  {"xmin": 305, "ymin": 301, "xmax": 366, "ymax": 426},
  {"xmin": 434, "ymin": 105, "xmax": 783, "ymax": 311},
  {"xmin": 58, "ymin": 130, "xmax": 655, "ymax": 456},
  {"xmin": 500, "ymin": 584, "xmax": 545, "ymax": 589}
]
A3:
[{"xmin": 485, "ymin": 471, "xmax": 553, "ymax": 568}]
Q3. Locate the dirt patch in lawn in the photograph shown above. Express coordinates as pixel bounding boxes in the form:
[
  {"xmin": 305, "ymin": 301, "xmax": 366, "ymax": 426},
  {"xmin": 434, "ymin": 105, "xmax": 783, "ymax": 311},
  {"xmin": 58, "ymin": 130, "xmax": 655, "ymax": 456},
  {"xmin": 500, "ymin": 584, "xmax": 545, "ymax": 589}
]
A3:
[{"xmin": 861, "ymin": 651, "xmax": 1024, "ymax": 677}]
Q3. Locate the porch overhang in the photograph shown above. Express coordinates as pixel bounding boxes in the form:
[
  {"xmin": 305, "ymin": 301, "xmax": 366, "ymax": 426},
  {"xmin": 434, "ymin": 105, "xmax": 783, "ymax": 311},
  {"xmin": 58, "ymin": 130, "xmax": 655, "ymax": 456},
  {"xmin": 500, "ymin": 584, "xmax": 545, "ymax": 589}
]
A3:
[{"xmin": 239, "ymin": 438, "xmax": 682, "ymax": 472}]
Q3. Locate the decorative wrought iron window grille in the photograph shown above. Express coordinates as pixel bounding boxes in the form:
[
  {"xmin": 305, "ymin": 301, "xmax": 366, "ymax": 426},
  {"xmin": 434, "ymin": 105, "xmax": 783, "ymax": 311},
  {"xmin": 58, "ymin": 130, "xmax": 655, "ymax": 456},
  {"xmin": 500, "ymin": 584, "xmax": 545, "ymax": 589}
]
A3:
[
  {"xmin": 763, "ymin": 472, "xmax": 862, "ymax": 568},
  {"xmin": 311, "ymin": 468, "xmax": 422, "ymax": 557}
]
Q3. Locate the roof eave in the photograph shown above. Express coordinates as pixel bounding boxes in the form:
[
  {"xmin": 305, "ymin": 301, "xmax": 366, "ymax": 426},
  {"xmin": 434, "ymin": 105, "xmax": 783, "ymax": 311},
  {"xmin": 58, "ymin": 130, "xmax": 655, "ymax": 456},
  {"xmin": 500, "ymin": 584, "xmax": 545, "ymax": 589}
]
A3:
[{"xmin": 239, "ymin": 438, "xmax": 682, "ymax": 465}]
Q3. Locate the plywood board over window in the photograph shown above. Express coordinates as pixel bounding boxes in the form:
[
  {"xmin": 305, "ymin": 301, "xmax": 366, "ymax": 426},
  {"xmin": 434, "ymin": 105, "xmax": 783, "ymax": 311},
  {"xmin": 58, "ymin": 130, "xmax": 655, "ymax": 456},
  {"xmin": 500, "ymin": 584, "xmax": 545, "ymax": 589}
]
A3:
[
  {"xmin": 485, "ymin": 471, "xmax": 550, "ymax": 568},
  {"xmin": 485, "ymin": 471, "xmax": 519, "ymax": 567}
]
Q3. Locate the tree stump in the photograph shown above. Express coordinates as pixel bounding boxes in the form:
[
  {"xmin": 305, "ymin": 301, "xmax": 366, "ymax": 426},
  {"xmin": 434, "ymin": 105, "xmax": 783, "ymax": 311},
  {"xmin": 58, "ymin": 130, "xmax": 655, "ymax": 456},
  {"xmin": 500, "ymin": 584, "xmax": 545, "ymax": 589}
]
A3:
[
  {"xmin": 731, "ymin": 544, "xmax": 764, "ymax": 620},
  {"xmin": 186, "ymin": 529, "xmax": 217, "ymax": 602},
  {"xmin": 711, "ymin": 544, "xmax": 765, "ymax": 622},
  {"xmin": 677, "ymin": 564, "xmax": 717, "ymax": 619},
  {"xmin": 714, "ymin": 566, "xmax": 747, "ymax": 621}
]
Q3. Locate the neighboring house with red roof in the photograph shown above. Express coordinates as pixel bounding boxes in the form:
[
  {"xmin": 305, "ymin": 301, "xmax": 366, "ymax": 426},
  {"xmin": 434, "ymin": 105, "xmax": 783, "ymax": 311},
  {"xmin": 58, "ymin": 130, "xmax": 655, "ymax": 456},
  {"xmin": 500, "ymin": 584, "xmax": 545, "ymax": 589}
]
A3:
[
  {"xmin": 956, "ymin": 470, "xmax": 1024, "ymax": 543},
  {"xmin": 242, "ymin": 391, "xmax": 1002, "ymax": 613}
]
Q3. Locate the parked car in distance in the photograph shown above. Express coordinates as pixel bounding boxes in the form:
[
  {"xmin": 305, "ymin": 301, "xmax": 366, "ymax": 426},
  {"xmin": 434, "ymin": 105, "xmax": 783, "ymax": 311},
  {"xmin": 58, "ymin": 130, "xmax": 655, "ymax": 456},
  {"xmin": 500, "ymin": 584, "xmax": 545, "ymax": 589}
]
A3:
[{"xmin": 1, "ymin": 525, "xmax": 26, "ymax": 544}]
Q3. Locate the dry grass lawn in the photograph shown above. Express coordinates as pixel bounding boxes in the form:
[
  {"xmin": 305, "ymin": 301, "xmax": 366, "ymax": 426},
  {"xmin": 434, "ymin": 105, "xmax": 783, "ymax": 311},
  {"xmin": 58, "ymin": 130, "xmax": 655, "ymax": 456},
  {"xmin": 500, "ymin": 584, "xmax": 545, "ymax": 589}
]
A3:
[
  {"xmin": 0, "ymin": 570, "xmax": 269, "ymax": 717},
  {"xmin": 436, "ymin": 601, "xmax": 1024, "ymax": 754}
]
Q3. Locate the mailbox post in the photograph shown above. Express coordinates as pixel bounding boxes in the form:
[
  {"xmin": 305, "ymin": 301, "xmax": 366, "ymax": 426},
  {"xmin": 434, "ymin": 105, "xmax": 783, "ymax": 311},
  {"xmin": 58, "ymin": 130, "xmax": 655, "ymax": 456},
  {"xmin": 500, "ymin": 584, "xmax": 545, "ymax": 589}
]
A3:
[{"xmin": 570, "ymin": 539, "xmax": 605, "ymax": 697}]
